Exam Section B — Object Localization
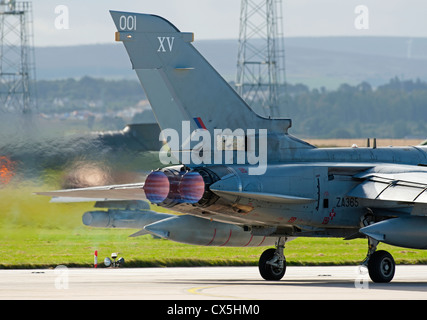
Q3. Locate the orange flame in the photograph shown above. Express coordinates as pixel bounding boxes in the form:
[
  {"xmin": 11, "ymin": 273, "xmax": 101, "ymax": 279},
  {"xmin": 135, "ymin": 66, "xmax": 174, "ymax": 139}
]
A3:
[{"xmin": 0, "ymin": 156, "xmax": 15, "ymax": 185}]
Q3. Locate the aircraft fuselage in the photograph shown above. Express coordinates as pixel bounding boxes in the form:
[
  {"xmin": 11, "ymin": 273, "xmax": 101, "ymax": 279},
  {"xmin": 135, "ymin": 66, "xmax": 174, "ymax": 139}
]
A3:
[{"xmin": 156, "ymin": 145, "xmax": 427, "ymax": 238}]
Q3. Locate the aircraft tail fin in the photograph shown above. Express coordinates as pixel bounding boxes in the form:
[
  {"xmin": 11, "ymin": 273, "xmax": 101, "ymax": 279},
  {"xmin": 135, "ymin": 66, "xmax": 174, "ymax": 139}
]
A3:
[
  {"xmin": 110, "ymin": 11, "xmax": 313, "ymax": 164},
  {"xmin": 110, "ymin": 11, "xmax": 292, "ymax": 133}
]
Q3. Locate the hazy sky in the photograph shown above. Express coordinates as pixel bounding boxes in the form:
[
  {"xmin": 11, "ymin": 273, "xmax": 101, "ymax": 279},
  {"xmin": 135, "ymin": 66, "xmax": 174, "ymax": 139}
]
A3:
[{"xmin": 32, "ymin": 0, "xmax": 427, "ymax": 47}]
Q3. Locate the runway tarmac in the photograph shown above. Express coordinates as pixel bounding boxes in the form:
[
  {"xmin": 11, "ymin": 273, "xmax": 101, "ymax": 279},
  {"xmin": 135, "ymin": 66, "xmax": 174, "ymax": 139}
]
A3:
[{"xmin": 1, "ymin": 265, "xmax": 427, "ymax": 300}]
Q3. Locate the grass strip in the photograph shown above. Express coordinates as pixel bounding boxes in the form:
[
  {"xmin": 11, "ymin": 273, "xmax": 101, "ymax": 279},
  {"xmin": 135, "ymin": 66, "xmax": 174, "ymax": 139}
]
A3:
[{"xmin": 2, "ymin": 183, "xmax": 427, "ymax": 268}]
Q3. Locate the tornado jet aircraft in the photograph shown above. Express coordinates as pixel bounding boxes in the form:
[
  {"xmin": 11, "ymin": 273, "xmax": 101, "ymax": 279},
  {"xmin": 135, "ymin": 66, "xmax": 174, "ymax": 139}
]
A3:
[{"xmin": 38, "ymin": 11, "xmax": 427, "ymax": 283}]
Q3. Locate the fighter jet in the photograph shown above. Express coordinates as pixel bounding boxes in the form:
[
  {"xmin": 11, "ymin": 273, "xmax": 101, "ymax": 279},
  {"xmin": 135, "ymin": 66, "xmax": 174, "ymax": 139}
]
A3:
[{"xmin": 38, "ymin": 11, "xmax": 427, "ymax": 283}]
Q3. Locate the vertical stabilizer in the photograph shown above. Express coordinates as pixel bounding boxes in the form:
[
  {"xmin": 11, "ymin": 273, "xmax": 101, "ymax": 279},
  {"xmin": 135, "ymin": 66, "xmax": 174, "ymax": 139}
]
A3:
[
  {"xmin": 110, "ymin": 11, "xmax": 313, "ymax": 164},
  {"xmin": 110, "ymin": 11, "xmax": 291, "ymax": 133}
]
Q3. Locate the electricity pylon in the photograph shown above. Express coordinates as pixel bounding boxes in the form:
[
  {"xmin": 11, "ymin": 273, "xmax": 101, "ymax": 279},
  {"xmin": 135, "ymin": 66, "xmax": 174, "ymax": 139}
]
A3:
[
  {"xmin": 0, "ymin": 0, "xmax": 37, "ymax": 113},
  {"xmin": 235, "ymin": 0, "xmax": 286, "ymax": 118}
]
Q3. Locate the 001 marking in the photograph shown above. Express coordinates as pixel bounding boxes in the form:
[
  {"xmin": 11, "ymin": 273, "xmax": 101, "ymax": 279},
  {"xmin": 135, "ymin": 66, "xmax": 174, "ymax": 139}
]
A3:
[{"xmin": 119, "ymin": 15, "xmax": 136, "ymax": 31}]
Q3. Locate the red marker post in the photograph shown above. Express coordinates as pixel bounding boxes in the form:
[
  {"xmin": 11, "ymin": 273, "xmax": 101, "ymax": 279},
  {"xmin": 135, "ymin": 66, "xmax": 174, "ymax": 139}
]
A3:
[{"xmin": 94, "ymin": 250, "xmax": 98, "ymax": 268}]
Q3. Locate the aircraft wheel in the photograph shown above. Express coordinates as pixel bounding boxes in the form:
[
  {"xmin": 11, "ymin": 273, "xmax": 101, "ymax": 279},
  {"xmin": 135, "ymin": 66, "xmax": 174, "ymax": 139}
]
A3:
[
  {"xmin": 258, "ymin": 248, "xmax": 286, "ymax": 281},
  {"xmin": 368, "ymin": 250, "xmax": 395, "ymax": 283}
]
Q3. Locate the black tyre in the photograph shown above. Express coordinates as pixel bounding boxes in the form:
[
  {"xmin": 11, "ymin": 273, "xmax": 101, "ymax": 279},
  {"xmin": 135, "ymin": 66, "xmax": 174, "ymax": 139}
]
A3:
[
  {"xmin": 258, "ymin": 248, "xmax": 286, "ymax": 281},
  {"xmin": 368, "ymin": 250, "xmax": 395, "ymax": 283}
]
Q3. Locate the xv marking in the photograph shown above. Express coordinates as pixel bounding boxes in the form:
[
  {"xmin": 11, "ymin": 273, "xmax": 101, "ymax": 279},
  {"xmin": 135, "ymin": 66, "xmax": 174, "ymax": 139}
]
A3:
[{"xmin": 157, "ymin": 36, "xmax": 175, "ymax": 52}]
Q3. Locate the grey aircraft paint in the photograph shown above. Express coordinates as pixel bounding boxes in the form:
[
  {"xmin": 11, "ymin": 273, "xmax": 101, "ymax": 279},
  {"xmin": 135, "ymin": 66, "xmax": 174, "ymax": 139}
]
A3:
[{"xmin": 38, "ymin": 11, "xmax": 427, "ymax": 283}]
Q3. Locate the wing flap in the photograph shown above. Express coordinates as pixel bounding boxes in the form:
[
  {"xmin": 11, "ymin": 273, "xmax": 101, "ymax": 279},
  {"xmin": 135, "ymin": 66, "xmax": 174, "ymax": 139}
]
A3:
[{"xmin": 348, "ymin": 171, "xmax": 427, "ymax": 203}]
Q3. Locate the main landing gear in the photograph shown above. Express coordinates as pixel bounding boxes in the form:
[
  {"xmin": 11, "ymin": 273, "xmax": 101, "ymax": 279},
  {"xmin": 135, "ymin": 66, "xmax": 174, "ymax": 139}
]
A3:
[
  {"xmin": 258, "ymin": 236, "xmax": 396, "ymax": 283},
  {"xmin": 362, "ymin": 237, "xmax": 395, "ymax": 283},
  {"xmin": 258, "ymin": 237, "xmax": 286, "ymax": 281}
]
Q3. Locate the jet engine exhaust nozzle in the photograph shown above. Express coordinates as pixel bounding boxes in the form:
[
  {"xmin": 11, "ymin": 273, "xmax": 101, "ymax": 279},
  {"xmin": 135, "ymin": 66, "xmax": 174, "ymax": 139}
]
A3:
[
  {"xmin": 143, "ymin": 170, "xmax": 170, "ymax": 204},
  {"xmin": 179, "ymin": 171, "xmax": 205, "ymax": 204},
  {"xmin": 143, "ymin": 169, "xmax": 205, "ymax": 205}
]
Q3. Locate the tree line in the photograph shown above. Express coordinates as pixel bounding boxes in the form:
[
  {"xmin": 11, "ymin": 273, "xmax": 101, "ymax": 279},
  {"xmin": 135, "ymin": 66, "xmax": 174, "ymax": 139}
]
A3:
[
  {"xmin": 285, "ymin": 77, "xmax": 427, "ymax": 139},
  {"xmin": 35, "ymin": 76, "xmax": 146, "ymax": 113},
  {"xmin": 35, "ymin": 76, "xmax": 427, "ymax": 139}
]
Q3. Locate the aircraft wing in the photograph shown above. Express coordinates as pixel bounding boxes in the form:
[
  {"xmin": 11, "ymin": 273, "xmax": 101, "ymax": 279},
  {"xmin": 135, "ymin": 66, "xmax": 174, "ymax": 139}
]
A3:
[
  {"xmin": 36, "ymin": 182, "xmax": 146, "ymax": 201},
  {"xmin": 348, "ymin": 166, "xmax": 427, "ymax": 203}
]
